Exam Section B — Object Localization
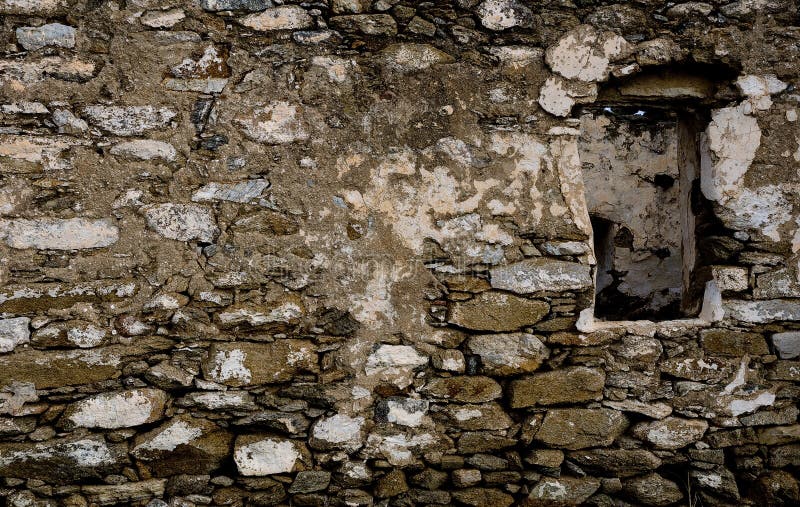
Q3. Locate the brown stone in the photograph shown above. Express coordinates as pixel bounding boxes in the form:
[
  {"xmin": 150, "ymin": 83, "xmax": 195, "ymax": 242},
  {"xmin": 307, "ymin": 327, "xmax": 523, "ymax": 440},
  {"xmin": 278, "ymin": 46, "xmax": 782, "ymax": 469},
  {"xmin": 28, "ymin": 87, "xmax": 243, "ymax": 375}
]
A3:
[
  {"xmin": 421, "ymin": 376, "xmax": 502, "ymax": 403},
  {"xmin": 201, "ymin": 340, "xmax": 318, "ymax": 386},
  {"xmin": 233, "ymin": 434, "xmax": 312, "ymax": 476},
  {"xmin": 452, "ymin": 488, "xmax": 514, "ymax": 507},
  {"xmin": 569, "ymin": 449, "xmax": 662, "ymax": 477},
  {"xmin": 700, "ymin": 329, "xmax": 769, "ymax": 356},
  {"xmin": 131, "ymin": 415, "xmax": 233, "ymax": 476},
  {"xmin": 457, "ymin": 432, "xmax": 516, "ymax": 454},
  {"xmin": 374, "ymin": 469, "xmax": 408, "ymax": 498},
  {"xmin": 510, "ymin": 366, "xmax": 605, "ymax": 408},
  {"xmin": 547, "ymin": 329, "xmax": 622, "ymax": 346},
  {"xmin": 525, "ymin": 476, "xmax": 601, "ymax": 506},
  {"xmin": 467, "ymin": 333, "xmax": 549, "ymax": 376},
  {"xmin": 768, "ymin": 361, "xmax": 800, "ymax": 381},
  {"xmin": 757, "ymin": 424, "xmax": 800, "ymax": 445},
  {"xmin": 82, "ymin": 480, "xmax": 167, "ymax": 506},
  {"xmin": 755, "ymin": 470, "xmax": 800, "ymax": 506},
  {"xmin": 0, "ymin": 338, "xmax": 173, "ymax": 389},
  {"xmin": 0, "ymin": 435, "xmax": 127, "ymax": 482},
  {"xmin": 623, "ymin": 473, "xmax": 684, "ymax": 506},
  {"xmin": 535, "ymin": 409, "xmax": 628, "ymax": 450},
  {"xmin": 0, "ymin": 280, "xmax": 136, "ymax": 313},
  {"xmin": 632, "ymin": 417, "xmax": 709, "ymax": 449},
  {"xmin": 690, "ymin": 466, "xmax": 740, "ymax": 501},
  {"xmin": 447, "ymin": 291, "xmax": 550, "ymax": 331},
  {"xmin": 525, "ymin": 449, "xmax": 564, "ymax": 468},
  {"xmin": 769, "ymin": 444, "xmax": 800, "ymax": 468},
  {"xmin": 60, "ymin": 388, "xmax": 168, "ymax": 430},
  {"xmin": 443, "ymin": 403, "xmax": 513, "ymax": 430}
]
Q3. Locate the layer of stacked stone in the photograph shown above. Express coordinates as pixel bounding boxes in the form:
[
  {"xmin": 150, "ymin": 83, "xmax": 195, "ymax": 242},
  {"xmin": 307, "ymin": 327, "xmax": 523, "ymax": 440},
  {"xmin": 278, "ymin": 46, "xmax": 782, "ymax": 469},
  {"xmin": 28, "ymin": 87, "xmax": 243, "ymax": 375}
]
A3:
[{"xmin": 0, "ymin": 0, "xmax": 799, "ymax": 506}]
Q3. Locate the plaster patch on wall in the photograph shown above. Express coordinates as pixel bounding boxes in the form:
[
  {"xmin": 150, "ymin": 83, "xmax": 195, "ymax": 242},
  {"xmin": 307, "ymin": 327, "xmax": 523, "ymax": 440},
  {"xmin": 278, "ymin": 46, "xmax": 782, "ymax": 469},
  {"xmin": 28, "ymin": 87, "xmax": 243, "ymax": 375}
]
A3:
[
  {"xmin": 133, "ymin": 420, "xmax": 203, "ymax": 453},
  {"xmin": 207, "ymin": 349, "xmax": 253, "ymax": 384},
  {"xmin": 701, "ymin": 104, "xmax": 761, "ymax": 203},
  {"xmin": 234, "ymin": 438, "xmax": 301, "ymax": 475},
  {"xmin": 545, "ymin": 25, "xmax": 633, "ymax": 82}
]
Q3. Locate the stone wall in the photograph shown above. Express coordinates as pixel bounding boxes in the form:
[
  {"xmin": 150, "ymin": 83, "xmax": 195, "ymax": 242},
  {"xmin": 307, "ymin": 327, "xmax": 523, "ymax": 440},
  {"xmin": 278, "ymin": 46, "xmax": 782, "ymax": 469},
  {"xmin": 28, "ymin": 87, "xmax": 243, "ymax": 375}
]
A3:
[{"xmin": 0, "ymin": 0, "xmax": 799, "ymax": 506}]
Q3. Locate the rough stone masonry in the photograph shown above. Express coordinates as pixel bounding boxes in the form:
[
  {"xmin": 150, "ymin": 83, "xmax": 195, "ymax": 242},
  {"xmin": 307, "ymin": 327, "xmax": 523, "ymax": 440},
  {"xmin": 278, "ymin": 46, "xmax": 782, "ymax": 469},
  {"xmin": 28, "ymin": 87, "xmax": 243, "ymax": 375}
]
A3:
[{"xmin": 0, "ymin": 0, "xmax": 799, "ymax": 506}]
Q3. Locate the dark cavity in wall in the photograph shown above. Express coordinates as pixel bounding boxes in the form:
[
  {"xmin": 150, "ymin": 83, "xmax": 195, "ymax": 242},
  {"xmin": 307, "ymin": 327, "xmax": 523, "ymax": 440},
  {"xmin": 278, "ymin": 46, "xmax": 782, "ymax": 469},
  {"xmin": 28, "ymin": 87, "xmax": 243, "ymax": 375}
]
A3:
[{"xmin": 579, "ymin": 102, "xmax": 720, "ymax": 320}]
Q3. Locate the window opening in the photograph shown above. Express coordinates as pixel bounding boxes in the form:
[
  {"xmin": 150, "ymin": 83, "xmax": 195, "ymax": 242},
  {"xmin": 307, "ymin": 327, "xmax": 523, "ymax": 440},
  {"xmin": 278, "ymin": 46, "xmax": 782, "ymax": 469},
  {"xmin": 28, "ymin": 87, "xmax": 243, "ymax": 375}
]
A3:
[{"xmin": 579, "ymin": 105, "xmax": 705, "ymax": 321}]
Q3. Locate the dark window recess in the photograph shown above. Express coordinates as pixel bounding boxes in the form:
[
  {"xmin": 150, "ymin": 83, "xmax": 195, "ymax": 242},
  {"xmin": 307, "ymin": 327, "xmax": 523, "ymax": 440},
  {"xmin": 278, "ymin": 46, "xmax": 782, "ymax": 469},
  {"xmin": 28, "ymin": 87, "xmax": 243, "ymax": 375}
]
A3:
[{"xmin": 580, "ymin": 106, "xmax": 707, "ymax": 321}]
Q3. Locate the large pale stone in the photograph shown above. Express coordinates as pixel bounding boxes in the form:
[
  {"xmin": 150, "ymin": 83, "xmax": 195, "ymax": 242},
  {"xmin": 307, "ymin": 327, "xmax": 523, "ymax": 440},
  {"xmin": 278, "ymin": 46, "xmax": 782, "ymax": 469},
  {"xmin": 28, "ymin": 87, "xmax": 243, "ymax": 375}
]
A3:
[
  {"xmin": 310, "ymin": 414, "xmax": 366, "ymax": 452},
  {"xmin": 447, "ymin": 291, "xmax": 550, "ymax": 331},
  {"xmin": 738, "ymin": 73, "xmax": 787, "ymax": 95},
  {"xmin": 491, "ymin": 258, "xmax": 592, "ymax": 293},
  {"xmin": 510, "ymin": 367, "xmax": 605, "ymax": 407},
  {"xmin": 633, "ymin": 416, "xmax": 708, "ymax": 449},
  {"xmin": 82, "ymin": 105, "xmax": 176, "ymax": 136},
  {"xmin": 192, "ymin": 179, "xmax": 270, "ymax": 204},
  {"xmin": 535, "ymin": 409, "xmax": 628, "ymax": 449},
  {"xmin": 0, "ymin": 57, "xmax": 96, "ymax": 87},
  {"xmin": 132, "ymin": 415, "xmax": 233, "ymax": 476},
  {"xmin": 109, "ymin": 140, "xmax": 177, "ymax": 162},
  {"xmin": 538, "ymin": 76, "xmax": 598, "ymax": 117},
  {"xmin": 545, "ymin": 25, "xmax": 633, "ymax": 82},
  {"xmin": 0, "ymin": 134, "xmax": 78, "ymax": 173},
  {"xmin": 476, "ymin": 0, "xmax": 532, "ymax": 31},
  {"xmin": 201, "ymin": 341, "xmax": 318, "ymax": 386},
  {"xmin": 724, "ymin": 299, "xmax": 800, "ymax": 323},
  {"xmin": 143, "ymin": 203, "xmax": 218, "ymax": 242},
  {"xmin": 1, "ymin": 218, "xmax": 118, "ymax": 250},
  {"xmin": 62, "ymin": 388, "xmax": 168, "ymax": 429},
  {"xmin": 772, "ymin": 332, "xmax": 800, "ymax": 359},
  {"xmin": 0, "ymin": 317, "xmax": 30, "ymax": 353},
  {"xmin": 467, "ymin": 333, "xmax": 549, "ymax": 376},
  {"xmin": 0, "ymin": 435, "xmax": 126, "ymax": 482},
  {"xmin": 235, "ymin": 101, "xmax": 308, "ymax": 144},
  {"xmin": 15, "ymin": 23, "xmax": 75, "ymax": 50},
  {"xmin": 239, "ymin": 6, "xmax": 313, "ymax": 31},
  {"xmin": 233, "ymin": 435, "xmax": 311, "ymax": 476}
]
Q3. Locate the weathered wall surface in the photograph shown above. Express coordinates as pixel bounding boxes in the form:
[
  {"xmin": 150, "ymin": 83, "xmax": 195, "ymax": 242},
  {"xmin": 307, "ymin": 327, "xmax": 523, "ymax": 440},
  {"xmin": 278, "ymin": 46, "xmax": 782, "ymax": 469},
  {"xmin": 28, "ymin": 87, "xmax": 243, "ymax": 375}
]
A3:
[{"xmin": 0, "ymin": 1, "xmax": 799, "ymax": 506}]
